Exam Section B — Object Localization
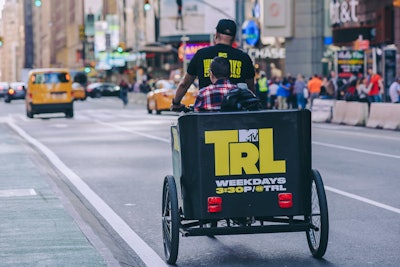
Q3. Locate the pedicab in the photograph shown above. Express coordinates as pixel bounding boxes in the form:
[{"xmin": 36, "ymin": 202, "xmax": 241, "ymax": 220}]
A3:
[{"xmin": 162, "ymin": 109, "xmax": 328, "ymax": 264}]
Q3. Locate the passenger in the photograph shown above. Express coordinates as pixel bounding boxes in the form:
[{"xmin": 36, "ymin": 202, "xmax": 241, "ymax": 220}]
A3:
[
  {"xmin": 194, "ymin": 56, "xmax": 254, "ymax": 112},
  {"xmin": 171, "ymin": 18, "xmax": 255, "ymax": 110}
]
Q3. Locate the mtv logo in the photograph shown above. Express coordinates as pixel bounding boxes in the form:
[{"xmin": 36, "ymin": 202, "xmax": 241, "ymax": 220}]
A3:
[{"xmin": 238, "ymin": 129, "xmax": 258, "ymax": 142}]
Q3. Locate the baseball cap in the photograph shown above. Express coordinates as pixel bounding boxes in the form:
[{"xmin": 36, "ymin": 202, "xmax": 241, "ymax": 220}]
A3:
[{"xmin": 216, "ymin": 19, "xmax": 237, "ymax": 37}]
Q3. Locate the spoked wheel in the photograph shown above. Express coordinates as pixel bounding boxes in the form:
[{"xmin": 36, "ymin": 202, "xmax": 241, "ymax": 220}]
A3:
[
  {"xmin": 306, "ymin": 169, "xmax": 329, "ymax": 258},
  {"xmin": 162, "ymin": 175, "xmax": 180, "ymax": 264}
]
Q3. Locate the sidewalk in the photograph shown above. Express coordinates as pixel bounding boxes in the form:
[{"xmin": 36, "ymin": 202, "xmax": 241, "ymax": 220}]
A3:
[{"xmin": 0, "ymin": 122, "xmax": 107, "ymax": 266}]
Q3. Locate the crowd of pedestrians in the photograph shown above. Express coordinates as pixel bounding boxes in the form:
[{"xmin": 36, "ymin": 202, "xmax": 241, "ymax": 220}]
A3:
[{"xmin": 254, "ymin": 67, "xmax": 400, "ymax": 110}]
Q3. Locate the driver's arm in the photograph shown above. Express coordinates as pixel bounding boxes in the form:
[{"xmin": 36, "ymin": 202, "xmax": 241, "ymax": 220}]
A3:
[
  {"xmin": 172, "ymin": 73, "xmax": 196, "ymax": 107},
  {"xmin": 245, "ymin": 78, "xmax": 255, "ymax": 93}
]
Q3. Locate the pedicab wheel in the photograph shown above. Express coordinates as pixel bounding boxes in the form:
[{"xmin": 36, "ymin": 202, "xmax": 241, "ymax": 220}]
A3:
[
  {"xmin": 162, "ymin": 175, "xmax": 180, "ymax": 264},
  {"xmin": 306, "ymin": 169, "xmax": 329, "ymax": 258}
]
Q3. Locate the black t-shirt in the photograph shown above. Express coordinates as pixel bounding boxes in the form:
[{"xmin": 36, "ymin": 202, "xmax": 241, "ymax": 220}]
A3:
[{"xmin": 187, "ymin": 44, "xmax": 255, "ymax": 89}]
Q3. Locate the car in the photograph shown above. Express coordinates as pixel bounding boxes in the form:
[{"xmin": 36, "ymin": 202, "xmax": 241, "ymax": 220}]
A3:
[
  {"xmin": 86, "ymin": 82, "xmax": 120, "ymax": 98},
  {"xmin": 4, "ymin": 82, "xmax": 26, "ymax": 103},
  {"xmin": 25, "ymin": 68, "xmax": 74, "ymax": 118},
  {"xmin": 146, "ymin": 79, "xmax": 198, "ymax": 114},
  {"xmin": 0, "ymin": 82, "xmax": 9, "ymax": 97},
  {"xmin": 72, "ymin": 82, "xmax": 86, "ymax": 101}
]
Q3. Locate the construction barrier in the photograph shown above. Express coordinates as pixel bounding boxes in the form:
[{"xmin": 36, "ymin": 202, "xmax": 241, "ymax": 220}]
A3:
[
  {"xmin": 367, "ymin": 103, "xmax": 400, "ymax": 130},
  {"xmin": 330, "ymin": 101, "xmax": 369, "ymax": 126},
  {"xmin": 331, "ymin": 100, "xmax": 347, "ymax": 124},
  {"xmin": 311, "ymin": 99, "xmax": 335, "ymax": 122},
  {"xmin": 342, "ymin": 102, "xmax": 369, "ymax": 126}
]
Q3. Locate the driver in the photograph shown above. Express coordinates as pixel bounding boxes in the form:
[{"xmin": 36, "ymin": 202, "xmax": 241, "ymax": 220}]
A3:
[{"xmin": 171, "ymin": 19, "xmax": 255, "ymax": 110}]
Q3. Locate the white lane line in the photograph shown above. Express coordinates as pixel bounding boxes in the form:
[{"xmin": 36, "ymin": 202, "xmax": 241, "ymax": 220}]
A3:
[
  {"xmin": 313, "ymin": 141, "xmax": 400, "ymax": 159},
  {"xmin": 7, "ymin": 120, "xmax": 168, "ymax": 267},
  {"xmin": 325, "ymin": 186, "xmax": 400, "ymax": 215},
  {"xmin": 96, "ymin": 120, "xmax": 170, "ymax": 143}
]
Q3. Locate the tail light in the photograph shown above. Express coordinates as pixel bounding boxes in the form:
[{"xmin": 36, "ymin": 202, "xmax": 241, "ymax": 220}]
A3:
[
  {"xmin": 208, "ymin": 197, "xmax": 222, "ymax": 213},
  {"xmin": 8, "ymin": 89, "xmax": 15, "ymax": 95},
  {"xmin": 278, "ymin": 193, "xmax": 293, "ymax": 208}
]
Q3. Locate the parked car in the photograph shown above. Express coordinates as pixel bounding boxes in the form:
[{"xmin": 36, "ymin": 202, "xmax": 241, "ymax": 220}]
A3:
[
  {"xmin": 146, "ymin": 80, "xmax": 198, "ymax": 114},
  {"xmin": 86, "ymin": 82, "xmax": 120, "ymax": 98},
  {"xmin": 4, "ymin": 82, "xmax": 26, "ymax": 103},
  {"xmin": 0, "ymin": 82, "xmax": 9, "ymax": 97},
  {"xmin": 72, "ymin": 82, "xmax": 86, "ymax": 101}
]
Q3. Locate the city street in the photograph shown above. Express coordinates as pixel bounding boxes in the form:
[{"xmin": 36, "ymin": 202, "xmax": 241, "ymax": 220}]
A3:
[{"xmin": 1, "ymin": 96, "xmax": 400, "ymax": 266}]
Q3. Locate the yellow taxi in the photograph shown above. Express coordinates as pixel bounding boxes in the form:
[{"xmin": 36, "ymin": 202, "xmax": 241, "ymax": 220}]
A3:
[
  {"xmin": 25, "ymin": 68, "xmax": 74, "ymax": 118},
  {"xmin": 146, "ymin": 80, "xmax": 198, "ymax": 114},
  {"xmin": 72, "ymin": 82, "xmax": 87, "ymax": 100}
]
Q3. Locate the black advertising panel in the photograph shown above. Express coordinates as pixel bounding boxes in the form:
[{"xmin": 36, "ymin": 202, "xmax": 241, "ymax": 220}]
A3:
[
  {"xmin": 336, "ymin": 50, "xmax": 364, "ymax": 79},
  {"xmin": 171, "ymin": 110, "xmax": 311, "ymax": 220}
]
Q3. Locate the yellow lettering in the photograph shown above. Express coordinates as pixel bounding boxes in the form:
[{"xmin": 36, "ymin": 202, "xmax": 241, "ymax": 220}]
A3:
[
  {"xmin": 229, "ymin": 142, "xmax": 259, "ymax": 175},
  {"xmin": 205, "ymin": 130, "xmax": 237, "ymax": 176},
  {"xmin": 258, "ymin": 129, "xmax": 286, "ymax": 174},
  {"xmin": 229, "ymin": 60, "xmax": 242, "ymax": 79},
  {"xmin": 203, "ymin": 59, "xmax": 212, "ymax": 77},
  {"xmin": 218, "ymin": 52, "xmax": 228, "ymax": 58}
]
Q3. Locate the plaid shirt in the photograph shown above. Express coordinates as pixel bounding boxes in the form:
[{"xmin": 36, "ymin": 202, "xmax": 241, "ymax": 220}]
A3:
[{"xmin": 194, "ymin": 79, "xmax": 237, "ymax": 111}]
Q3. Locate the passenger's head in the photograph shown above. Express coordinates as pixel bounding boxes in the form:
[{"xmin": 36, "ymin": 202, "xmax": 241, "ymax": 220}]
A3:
[{"xmin": 209, "ymin": 56, "xmax": 231, "ymax": 83}]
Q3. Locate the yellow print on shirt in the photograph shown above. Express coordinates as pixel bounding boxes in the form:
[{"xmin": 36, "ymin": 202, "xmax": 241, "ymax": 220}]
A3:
[
  {"xmin": 203, "ymin": 59, "xmax": 212, "ymax": 78},
  {"xmin": 202, "ymin": 58, "xmax": 242, "ymax": 79}
]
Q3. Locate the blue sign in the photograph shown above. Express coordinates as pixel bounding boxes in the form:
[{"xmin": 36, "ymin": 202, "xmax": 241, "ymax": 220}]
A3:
[{"xmin": 242, "ymin": 20, "xmax": 260, "ymax": 46}]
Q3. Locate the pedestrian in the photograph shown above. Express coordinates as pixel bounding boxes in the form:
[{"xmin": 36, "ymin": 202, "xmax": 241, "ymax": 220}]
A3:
[
  {"xmin": 268, "ymin": 77, "xmax": 279, "ymax": 109},
  {"xmin": 294, "ymin": 74, "xmax": 307, "ymax": 109},
  {"xmin": 366, "ymin": 68, "xmax": 383, "ymax": 103},
  {"xmin": 276, "ymin": 77, "xmax": 290, "ymax": 110},
  {"xmin": 307, "ymin": 74, "xmax": 322, "ymax": 108},
  {"xmin": 139, "ymin": 80, "xmax": 151, "ymax": 94},
  {"xmin": 119, "ymin": 79, "xmax": 129, "ymax": 107},
  {"xmin": 256, "ymin": 71, "xmax": 268, "ymax": 109},
  {"xmin": 389, "ymin": 76, "xmax": 400, "ymax": 103},
  {"xmin": 356, "ymin": 76, "xmax": 370, "ymax": 103},
  {"xmin": 171, "ymin": 19, "xmax": 255, "ymax": 110}
]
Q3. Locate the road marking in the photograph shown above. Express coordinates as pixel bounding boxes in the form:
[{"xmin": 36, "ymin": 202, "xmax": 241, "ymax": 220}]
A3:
[
  {"xmin": 7, "ymin": 120, "xmax": 169, "ymax": 267},
  {"xmin": 325, "ymin": 186, "xmax": 400, "ymax": 215},
  {"xmin": 96, "ymin": 120, "xmax": 170, "ymax": 143},
  {"xmin": 313, "ymin": 141, "xmax": 400, "ymax": 159},
  {"xmin": 0, "ymin": 189, "xmax": 36, "ymax": 197}
]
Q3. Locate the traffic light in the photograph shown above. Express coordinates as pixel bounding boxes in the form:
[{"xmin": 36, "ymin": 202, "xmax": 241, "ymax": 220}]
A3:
[
  {"xmin": 144, "ymin": 0, "xmax": 151, "ymax": 11},
  {"xmin": 34, "ymin": 0, "xmax": 42, "ymax": 7}
]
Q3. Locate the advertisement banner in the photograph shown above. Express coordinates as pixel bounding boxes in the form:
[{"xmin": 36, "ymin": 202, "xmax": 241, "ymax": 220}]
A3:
[
  {"xmin": 336, "ymin": 50, "xmax": 364, "ymax": 78},
  {"xmin": 159, "ymin": 0, "xmax": 236, "ymax": 37}
]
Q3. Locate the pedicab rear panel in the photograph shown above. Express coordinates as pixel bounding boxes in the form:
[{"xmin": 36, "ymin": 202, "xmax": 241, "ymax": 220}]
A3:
[{"xmin": 171, "ymin": 110, "xmax": 311, "ymax": 220}]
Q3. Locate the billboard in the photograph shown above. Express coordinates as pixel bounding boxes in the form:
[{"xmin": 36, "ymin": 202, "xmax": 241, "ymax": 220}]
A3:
[
  {"xmin": 336, "ymin": 50, "xmax": 364, "ymax": 79},
  {"xmin": 159, "ymin": 0, "xmax": 236, "ymax": 37}
]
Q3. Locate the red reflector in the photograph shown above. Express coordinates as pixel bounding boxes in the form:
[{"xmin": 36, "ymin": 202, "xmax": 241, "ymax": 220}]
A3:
[
  {"xmin": 278, "ymin": 193, "xmax": 293, "ymax": 208},
  {"xmin": 208, "ymin": 197, "xmax": 222, "ymax": 213}
]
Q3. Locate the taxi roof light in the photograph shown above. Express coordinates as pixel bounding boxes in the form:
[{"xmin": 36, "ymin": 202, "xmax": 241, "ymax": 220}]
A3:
[{"xmin": 208, "ymin": 196, "xmax": 222, "ymax": 213}]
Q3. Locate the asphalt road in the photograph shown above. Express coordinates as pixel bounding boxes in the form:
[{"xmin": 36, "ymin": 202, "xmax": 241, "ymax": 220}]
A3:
[{"xmin": 1, "ymin": 96, "xmax": 399, "ymax": 266}]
